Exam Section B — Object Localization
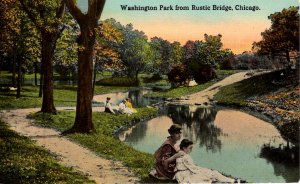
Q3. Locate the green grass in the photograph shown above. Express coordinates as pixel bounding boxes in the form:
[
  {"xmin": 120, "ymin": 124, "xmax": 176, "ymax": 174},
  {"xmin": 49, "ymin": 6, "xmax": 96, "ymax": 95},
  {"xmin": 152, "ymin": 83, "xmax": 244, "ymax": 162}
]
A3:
[
  {"xmin": 0, "ymin": 85, "xmax": 132, "ymax": 110},
  {"xmin": 0, "ymin": 120, "xmax": 94, "ymax": 184},
  {"xmin": 145, "ymin": 70, "xmax": 241, "ymax": 98},
  {"xmin": 28, "ymin": 107, "xmax": 161, "ymax": 182},
  {"xmin": 214, "ymin": 69, "xmax": 291, "ymax": 106}
]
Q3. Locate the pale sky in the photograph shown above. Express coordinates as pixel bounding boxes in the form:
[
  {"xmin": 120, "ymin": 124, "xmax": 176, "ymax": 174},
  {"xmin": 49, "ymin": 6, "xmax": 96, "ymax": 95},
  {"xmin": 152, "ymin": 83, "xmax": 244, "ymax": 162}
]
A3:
[{"xmin": 78, "ymin": 0, "xmax": 298, "ymax": 54}]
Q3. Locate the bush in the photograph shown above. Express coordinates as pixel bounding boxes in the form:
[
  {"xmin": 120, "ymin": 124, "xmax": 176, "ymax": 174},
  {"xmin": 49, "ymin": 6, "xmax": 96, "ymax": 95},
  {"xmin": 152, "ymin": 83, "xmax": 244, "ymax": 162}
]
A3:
[
  {"xmin": 96, "ymin": 77, "xmax": 140, "ymax": 86},
  {"xmin": 192, "ymin": 65, "xmax": 217, "ymax": 84},
  {"xmin": 167, "ymin": 65, "xmax": 190, "ymax": 87}
]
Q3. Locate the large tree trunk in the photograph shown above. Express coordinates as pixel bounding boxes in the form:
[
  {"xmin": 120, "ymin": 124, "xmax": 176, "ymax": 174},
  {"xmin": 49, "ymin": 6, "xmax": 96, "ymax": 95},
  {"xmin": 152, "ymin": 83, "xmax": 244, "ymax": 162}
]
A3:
[
  {"xmin": 40, "ymin": 33, "xmax": 56, "ymax": 114},
  {"xmin": 66, "ymin": 26, "xmax": 95, "ymax": 133}
]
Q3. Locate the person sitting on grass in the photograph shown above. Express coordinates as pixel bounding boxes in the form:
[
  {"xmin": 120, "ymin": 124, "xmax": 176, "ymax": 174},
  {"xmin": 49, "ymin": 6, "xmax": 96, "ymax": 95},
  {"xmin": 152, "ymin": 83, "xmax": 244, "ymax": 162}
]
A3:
[
  {"xmin": 174, "ymin": 139, "xmax": 235, "ymax": 183},
  {"xmin": 104, "ymin": 97, "xmax": 117, "ymax": 114},
  {"xmin": 150, "ymin": 124, "xmax": 184, "ymax": 180},
  {"xmin": 118, "ymin": 99, "xmax": 132, "ymax": 115},
  {"xmin": 125, "ymin": 98, "xmax": 137, "ymax": 113}
]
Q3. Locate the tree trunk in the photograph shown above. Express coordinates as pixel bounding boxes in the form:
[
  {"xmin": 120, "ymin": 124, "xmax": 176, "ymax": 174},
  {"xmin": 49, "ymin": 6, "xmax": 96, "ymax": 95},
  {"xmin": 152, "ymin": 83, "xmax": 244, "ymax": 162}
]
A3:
[
  {"xmin": 12, "ymin": 45, "xmax": 17, "ymax": 88},
  {"xmin": 39, "ymin": 72, "xmax": 43, "ymax": 97},
  {"xmin": 16, "ymin": 58, "xmax": 21, "ymax": 98},
  {"xmin": 92, "ymin": 60, "xmax": 97, "ymax": 97},
  {"xmin": 34, "ymin": 61, "xmax": 38, "ymax": 86},
  {"xmin": 66, "ymin": 26, "xmax": 95, "ymax": 134},
  {"xmin": 40, "ymin": 33, "xmax": 56, "ymax": 114}
]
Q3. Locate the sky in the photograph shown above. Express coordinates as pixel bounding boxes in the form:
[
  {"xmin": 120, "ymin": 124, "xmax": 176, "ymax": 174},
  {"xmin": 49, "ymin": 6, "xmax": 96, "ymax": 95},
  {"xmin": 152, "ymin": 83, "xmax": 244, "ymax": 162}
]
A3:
[{"xmin": 77, "ymin": 0, "xmax": 298, "ymax": 54}]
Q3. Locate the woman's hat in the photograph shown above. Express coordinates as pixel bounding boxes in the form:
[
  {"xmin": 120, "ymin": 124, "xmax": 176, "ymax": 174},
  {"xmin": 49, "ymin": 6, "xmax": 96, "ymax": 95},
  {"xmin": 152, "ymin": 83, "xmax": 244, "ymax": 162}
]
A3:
[{"xmin": 168, "ymin": 124, "xmax": 182, "ymax": 134}]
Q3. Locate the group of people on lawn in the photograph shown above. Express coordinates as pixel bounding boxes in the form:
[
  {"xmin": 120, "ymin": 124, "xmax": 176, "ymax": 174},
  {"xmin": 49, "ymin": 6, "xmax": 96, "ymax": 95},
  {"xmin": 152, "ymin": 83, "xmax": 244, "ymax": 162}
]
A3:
[{"xmin": 104, "ymin": 97, "xmax": 137, "ymax": 115}]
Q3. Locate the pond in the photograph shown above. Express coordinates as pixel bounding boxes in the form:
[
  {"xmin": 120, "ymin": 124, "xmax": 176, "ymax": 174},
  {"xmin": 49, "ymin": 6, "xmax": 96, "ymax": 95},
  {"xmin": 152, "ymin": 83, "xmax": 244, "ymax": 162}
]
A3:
[
  {"xmin": 93, "ymin": 88, "xmax": 161, "ymax": 107},
  {"xmin": 120, "ymin": 105, "xmax": 299, "ymax": 183}
]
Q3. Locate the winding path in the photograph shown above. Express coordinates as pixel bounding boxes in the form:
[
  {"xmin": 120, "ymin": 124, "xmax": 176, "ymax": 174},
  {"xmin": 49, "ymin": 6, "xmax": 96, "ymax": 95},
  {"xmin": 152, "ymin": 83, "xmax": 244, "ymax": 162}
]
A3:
[{"xmin": 0, "ymin": 107, "xmax": 139, "ymax": 184}]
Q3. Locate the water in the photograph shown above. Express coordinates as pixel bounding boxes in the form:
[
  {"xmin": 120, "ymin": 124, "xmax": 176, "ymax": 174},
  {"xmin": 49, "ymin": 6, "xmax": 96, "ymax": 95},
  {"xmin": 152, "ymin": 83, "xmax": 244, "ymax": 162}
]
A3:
[
  {"xmin": 120, "ymin": 105, "xmax": 299, "ymax": 183},
  {"xmin": 93, "ymin": 88, "xmax": 159, "ymax": 107}
]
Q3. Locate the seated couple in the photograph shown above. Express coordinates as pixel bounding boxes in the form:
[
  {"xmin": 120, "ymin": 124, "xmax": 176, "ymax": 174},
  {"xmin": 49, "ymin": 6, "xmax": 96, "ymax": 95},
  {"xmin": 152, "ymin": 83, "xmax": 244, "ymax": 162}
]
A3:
[
  {"xmin": 150, "ymin": 124, "xmax": 234, "ymax": 183},
  {"xmin": 105, "ymin": 97, "xmax": 137, "ymax": 115}
]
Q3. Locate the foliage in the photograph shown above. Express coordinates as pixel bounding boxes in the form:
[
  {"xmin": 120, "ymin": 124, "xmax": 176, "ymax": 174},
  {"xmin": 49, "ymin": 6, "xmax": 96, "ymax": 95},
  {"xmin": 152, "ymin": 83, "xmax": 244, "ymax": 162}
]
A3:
[
  {"xmin": 96, "ymin": 77, "xmax": 140, "ymax": 87},
  {"xmin": 0, "ymin": 121, "xmax": 93, "ymax": 184},
  {"xmin": 167, "ymin": 64, "xmax": 190, "ymax": 87},
  {"xmin": 28, "ymin": 107, "xmax": 158, "ymax": 179},
  {"xmin": 115, "ymin": 23, "xmax": 154, "ymax": 78},
  {"xmin": 192, "ymin": 64, "xmax": 217, "ymax": 84},
  {"xmin": 253, "ymin": 6, "xmax": 299, "ymax": 62}
]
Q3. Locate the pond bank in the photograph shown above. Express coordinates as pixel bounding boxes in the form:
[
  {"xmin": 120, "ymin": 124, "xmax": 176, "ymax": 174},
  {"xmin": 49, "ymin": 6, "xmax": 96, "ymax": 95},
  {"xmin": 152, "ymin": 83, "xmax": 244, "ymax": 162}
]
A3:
[{"xmin": 214, "ymin": 69, "xmax": 299, "ymax": 145}]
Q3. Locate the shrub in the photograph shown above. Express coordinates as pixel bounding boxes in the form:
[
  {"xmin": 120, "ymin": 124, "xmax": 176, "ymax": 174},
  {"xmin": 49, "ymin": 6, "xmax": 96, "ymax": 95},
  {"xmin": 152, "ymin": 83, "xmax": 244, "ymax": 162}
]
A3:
[
  {"xmin": 192, "ymin": 64, "xmax": 217, "ymax": 84},
  {"xmin": 167, "ymin": 65, "xmax": 190, "ymax": 87}
]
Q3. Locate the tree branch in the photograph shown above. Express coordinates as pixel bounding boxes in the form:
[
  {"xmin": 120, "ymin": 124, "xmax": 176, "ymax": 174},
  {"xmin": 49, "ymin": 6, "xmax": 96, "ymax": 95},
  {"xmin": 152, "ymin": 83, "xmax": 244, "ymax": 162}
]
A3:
[
  {"xmin": 64, "ymin": 0, "xmax": 84, "ymax": 24},
  {"xmin": 56, "ymin": 0, "xmax": 66, "ymax": 19},
  {"xmin": 95, "ymin": 0, "xmax": 106, "ymax": 20}
]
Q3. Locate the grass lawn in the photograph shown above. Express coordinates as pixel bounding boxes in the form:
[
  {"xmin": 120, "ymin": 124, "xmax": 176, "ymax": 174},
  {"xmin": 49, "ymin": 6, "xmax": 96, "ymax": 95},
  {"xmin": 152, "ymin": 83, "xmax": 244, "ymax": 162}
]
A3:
[
  {"xmin": 28, "ymin": 107, "xmax": 162, "ymax": 182},
  {"xmin": 0, "ymin": 120, "xmax": 94, "ymax": 184},
  {"xmin": 145, "ymin": 70, "xmax": 241, "ymax": 98},
  {"xmin": 0, "ymin": 85, "xmax": 132, "ymax": 110},
  {"xmin": 214, "ymin": 69, "xmax": 288, "ymax": 106}
]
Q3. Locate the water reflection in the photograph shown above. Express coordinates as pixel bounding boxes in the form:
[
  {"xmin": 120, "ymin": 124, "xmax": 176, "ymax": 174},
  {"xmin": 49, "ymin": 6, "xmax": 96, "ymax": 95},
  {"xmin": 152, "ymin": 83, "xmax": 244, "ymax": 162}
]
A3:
[
  {"xmin": 167, "ymin": 105, "xmax": 222, "ymax": 153},
  {"xmin": 93, "ymin": 88, "xmax": 155, "ymax": 107},
  {"xmin": 260, "ymin": 144, "xmax": 299, "ymax": 182}
]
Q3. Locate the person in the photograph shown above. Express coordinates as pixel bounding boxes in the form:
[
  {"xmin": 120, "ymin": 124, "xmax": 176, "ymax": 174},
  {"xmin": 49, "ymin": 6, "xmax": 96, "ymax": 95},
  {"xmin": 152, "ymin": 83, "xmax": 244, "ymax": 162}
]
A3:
[
  {"xmin": 174, "ymin": 139, "xmax": 235, "ymax": 183},
  {"xmin": 104, "ymin": 97, "xmax": 116, "ymax": 114},
  {"xmin": 125, "ymin": 98, "xmax": 137, "ymax": 113},
  {"xmin": 150, "ymin": 124, "xmax": 184, "ymax": 180},
  {"xmin": 118, "ymin": 99, "xmax": 132, "ymax": 115}
]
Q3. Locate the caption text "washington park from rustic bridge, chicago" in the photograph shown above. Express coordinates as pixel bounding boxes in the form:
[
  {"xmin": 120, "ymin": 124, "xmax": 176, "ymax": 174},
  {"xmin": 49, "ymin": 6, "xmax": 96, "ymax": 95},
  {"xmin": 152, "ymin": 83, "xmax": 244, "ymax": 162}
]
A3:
[{"xmin": 120, "ymin": 4, "xmax": 261, "ymax": 12}]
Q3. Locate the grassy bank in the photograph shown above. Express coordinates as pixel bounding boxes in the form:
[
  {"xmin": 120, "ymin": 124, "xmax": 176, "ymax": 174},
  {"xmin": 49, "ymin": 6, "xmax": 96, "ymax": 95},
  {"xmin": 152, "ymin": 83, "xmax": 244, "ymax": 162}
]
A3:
[
  {"xmin": 0, "ymin": 85, "xmax": 131, "ymax": 110},
  {"xmin": 145, "ymin": 70, "xmax": 241, "ymax": 98},
  {"xmin": 0, "ymin": 120, "xmax": 94, "ymax": 184},
  {"xmin": 28, "ymin": 107, "xmax": 160, "ymax": 182},
  {"xmin": 214, "ymin": 69, "xmax": 299, "ymax": 144}
]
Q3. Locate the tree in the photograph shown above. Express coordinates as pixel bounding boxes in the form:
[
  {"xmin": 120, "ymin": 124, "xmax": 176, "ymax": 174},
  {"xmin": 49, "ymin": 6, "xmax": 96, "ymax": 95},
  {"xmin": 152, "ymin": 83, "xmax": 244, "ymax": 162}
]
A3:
[
  {"xmin": 20, "ymin": 0, "xmax": 66, "ymax": 113},
  {"xmin": 169, "ymin": 41, "xmax": 183, "ymax": 67},
  {"xmin": 0, "ymin": 0, "xmax": 40, "ymax": 97},
  {"xmin": 253, "ymin": 6, "xmax": 299, "ymax": 63},
  {"xmin": 118, "ymin": 24, "xmax": 153, "ymax": 81},
  {"xmin": 149, "ymin": 37, "xmax": 172, "ymax": 75},
  {"xmin": 167, "ymin": 64, "xmax": 190, "ymax": 87},
  {"xmin": 64, "ymin": 0, "xmax": 106, "ymax": 133}
]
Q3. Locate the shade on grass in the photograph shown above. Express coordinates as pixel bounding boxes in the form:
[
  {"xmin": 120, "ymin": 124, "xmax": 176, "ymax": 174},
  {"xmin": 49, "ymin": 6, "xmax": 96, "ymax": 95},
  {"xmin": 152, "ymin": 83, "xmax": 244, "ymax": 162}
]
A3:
[{"xmin": 0, "ymin": 121, "xmax": 94, "ymax": 184}]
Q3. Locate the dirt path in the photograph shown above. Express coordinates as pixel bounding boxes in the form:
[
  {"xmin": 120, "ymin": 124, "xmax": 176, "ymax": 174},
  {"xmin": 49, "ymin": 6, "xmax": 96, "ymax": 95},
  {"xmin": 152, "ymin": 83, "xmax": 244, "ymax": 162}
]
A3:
[
  {"xmin": 179, "ymin": 70, "xmax": 271, "ymax": 105},
  {"xmin": 0, "ymin": 107, "xmax": 139, "ymax": 184}
]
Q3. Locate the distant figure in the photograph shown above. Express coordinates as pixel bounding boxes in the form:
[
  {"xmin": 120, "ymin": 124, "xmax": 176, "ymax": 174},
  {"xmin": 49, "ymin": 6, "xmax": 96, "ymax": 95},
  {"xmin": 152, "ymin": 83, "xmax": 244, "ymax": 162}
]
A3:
[
  {"xmin": 125, "ymin": 98, "xmax": 137, "ymax": 113},
  {"xmin": 150, "ymin": 124, "xmax": 184, "ymax": 180},
  {"xmin": 105, "ymin": 97, "xmax": 116, "ymax": 114},
  {"xmin": 118, "ymin": 99, "xmax": 132, "ymax": 115},
  {"xmin": 175, "ymin": 139, "xmax": 235, "ymax": 183}
]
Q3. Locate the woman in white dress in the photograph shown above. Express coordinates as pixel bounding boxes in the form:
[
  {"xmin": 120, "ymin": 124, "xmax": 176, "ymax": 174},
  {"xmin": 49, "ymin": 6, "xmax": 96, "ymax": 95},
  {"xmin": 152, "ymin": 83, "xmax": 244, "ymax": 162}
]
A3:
[{"xmin": 174, "ymin": 139, "xmax": 234, "ymax": 184}]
